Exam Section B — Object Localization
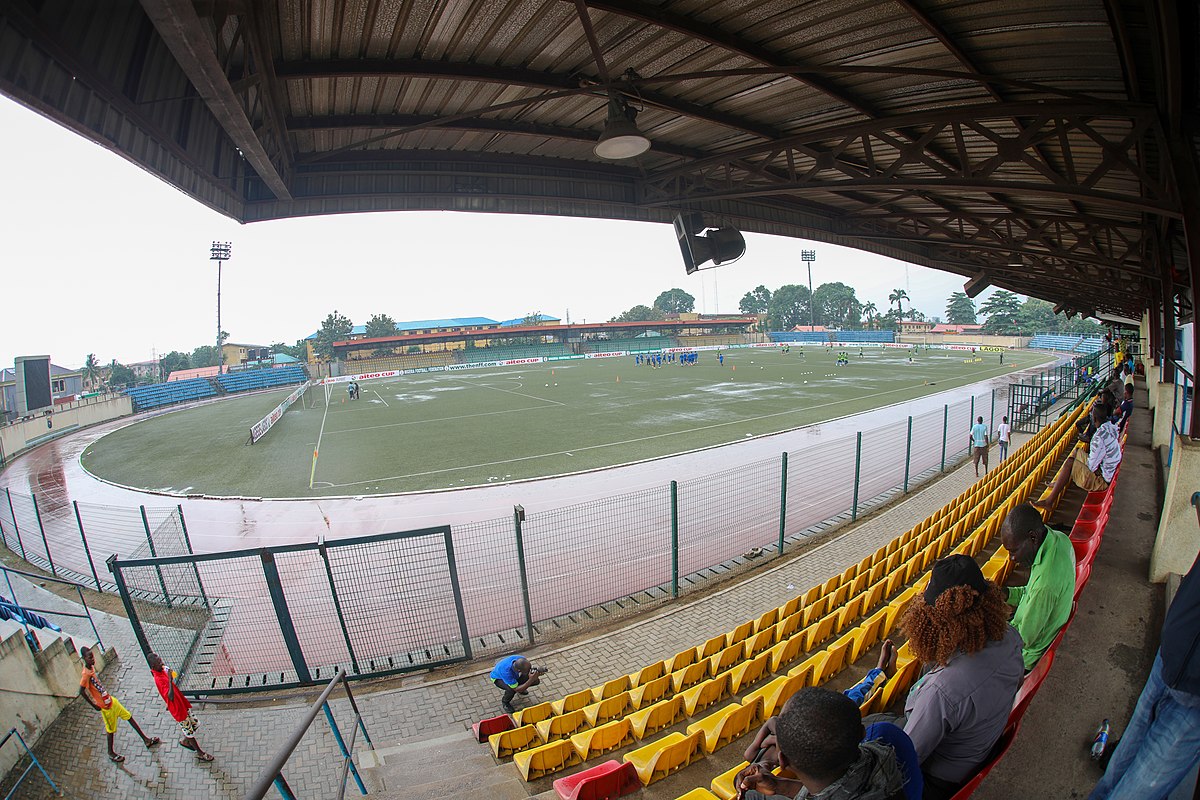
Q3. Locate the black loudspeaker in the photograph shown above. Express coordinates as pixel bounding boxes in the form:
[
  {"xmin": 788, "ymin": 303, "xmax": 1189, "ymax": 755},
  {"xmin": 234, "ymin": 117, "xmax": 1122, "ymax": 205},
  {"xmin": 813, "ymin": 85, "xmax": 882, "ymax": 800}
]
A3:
[{"xmin": 674, "ymin": 213, "xmax": 746, "ymax": 274}]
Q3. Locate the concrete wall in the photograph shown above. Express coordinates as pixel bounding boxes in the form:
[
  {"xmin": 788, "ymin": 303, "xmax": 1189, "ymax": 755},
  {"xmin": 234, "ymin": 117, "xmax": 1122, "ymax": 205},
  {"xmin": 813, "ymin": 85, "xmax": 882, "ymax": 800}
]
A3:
[
  {"xmin": 896, "ymin": 334, "xmax": 1027, "ymax": 348},
  {"xmin": 0, "ymin": 628, "xmax": 112, "ymax": 779},
  {"xmin": 0, "ymin": 395, "xmax": 131, "ymax": 465},
  {"xmin": 1151, "ymin": 432, "xmax": 1200, "ymax": 582}
]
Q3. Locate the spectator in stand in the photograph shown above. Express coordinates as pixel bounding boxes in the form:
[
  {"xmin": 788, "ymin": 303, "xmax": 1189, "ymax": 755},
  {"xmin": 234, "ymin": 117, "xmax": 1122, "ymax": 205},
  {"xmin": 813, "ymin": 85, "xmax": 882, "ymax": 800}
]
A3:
[
  {"xmin": 737, "ymin": 688, "xmax": 911, "ymax": 800},
  {"xmin": 996, "ymin": 416, "xmax": 1012, "ymax": 460},
  {"xmin": 1033, "ymin": 404, "xmax": 1122, "ymax": 513},
  {"xmin": 490, "ymin": 655, "xmax": 546, "ymax": 714},
  {"xmin": 1117, "ymin": 385, "xmax": 1134, "ymax": 431},
  {"xmin": 1122, "ymin": 365, "xmax": 1135, "ymax": 393},
  {"xmin": 1000, "ymin": 503, "xmax": 1075, "ymax": 670},
  {"xmin": 894, "ymin": 556, "xmax": 1023, "ymax": 799},
  {"xmin": 1089, "ymin": 541, "xmax": 1200, "ymax": 799}
]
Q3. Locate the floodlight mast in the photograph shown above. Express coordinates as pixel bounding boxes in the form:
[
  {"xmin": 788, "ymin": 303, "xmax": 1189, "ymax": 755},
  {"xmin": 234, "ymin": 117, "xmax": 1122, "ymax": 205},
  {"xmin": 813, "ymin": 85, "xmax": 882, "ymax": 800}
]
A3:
[
  {"xmin": 801, "ymin": 249, "xmax": 817, "ymax": 331},
  {"xmin": 210, "ymin": 242, "xmax": 232, "ymax": 371}
]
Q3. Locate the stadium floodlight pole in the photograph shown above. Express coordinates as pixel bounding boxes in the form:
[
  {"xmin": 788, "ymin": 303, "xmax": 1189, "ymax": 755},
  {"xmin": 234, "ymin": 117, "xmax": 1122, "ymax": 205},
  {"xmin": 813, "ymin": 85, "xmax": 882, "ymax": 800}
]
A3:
[
  {"xmin": 210, "ymin": 242, "xmax": 232, "ymax": 371},
  {"xmin": 801, "ymin": 249, "xmax": 817, "ymax": 331}
]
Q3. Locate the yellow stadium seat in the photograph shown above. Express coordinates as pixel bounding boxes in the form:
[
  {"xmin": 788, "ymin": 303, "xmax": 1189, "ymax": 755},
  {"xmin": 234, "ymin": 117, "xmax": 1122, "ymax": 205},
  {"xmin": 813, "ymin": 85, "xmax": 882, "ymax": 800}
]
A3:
[
  {"xmin": 829, "ymin": 582, "xmax": 851, "ymax": 609},
  {"xmin": 708, "ymin": 643, "xmax": 744, "ymax": 676},
  {"xmin": 743, "ymin": 670, "xmax": 807, "ymax": 717},
  {"xmin": 672, "ymin": 652, "xmax": 700, "ymax": 676},
  {"xmin": 884, "ymin": 568, "xmax": 906, "ymax": 598},
  {"xmin": 801, "ymin": 585, "xmax": 823, "ymax": 607},
  {"xmin": 686, "ymin": 697, "xmax": 765, "ymax": 753},
  {"xmin": 629, "ymin": 661, "xmax": 665, "ymax": 688},
  {"xmin": 667, "ymin": 647, "xmax": 697, "ymax": 673},
  {"xmin": 552, "ymin": 689, "xmax": 595, "ymax": 716},
  {"xmin": 681, "ymin": 673, "xmax": 730, "ymax": 716},
  {"xmin": 850, "ymin": 611, "xmax": 886, "ymax": 663},
  {"xmin": 570, "ymin": 717, "xmax": 634, "ymax": 760},
  {"xmin": 848, "ymin": 570, "xmax": 870, "ymax": 598},
  {"xmin": 727, "ymin": 620, "xmax": 755, "ymax": 648},
  {"xmin": 680, "ymin": 789, "xmax": 722, "ymax": 800},
  {"xmin": 814, "ymin": 633, "xmax": 853, "ymax": 683},
  {"xmin": 623, "ymin": 730, "xmax": 703, "ymax": 786},
  {"xmin": 876, "ymin": 654, "xmax": 921, "ymax": 712},
  {"xmin": 982, "ymin": 553, "xmax": 1011, "ymax": 584},
  {"xmin": 514, "ymin": 738, "xmax": 582, "ymax": 781},
  {"xmin": 779, "ymin": 595, "xmax": 801, "ymax": 619},
  {"xmin": 884, "ymin": 550, "xmax": 902, "ymax": 575},
  {"xmin": 872, "ymin": 545, "xmax": 889, "ymax": 566},
  {"xmin": 856, "ymin": 554, "xmax": 874, "ymax": 577},
  {"xmin": 822, "ymin": 575, "xmax": 840, "ymax": 597},
  {"xmin": 671, "ymin": 661, "xmax": 709, "ymax": 694},
  {"xmin": 628, "ymin": 695, "xmax": 685, "ymax": 740},
  {"xmin": 900, "ymin": 538, "xmax": 917, "ymax": 562},
  {"xmin": 591, "ymin": 675, "xmax": 632, "ymax": 703},
  {"xmin": 857, "ymin": 682, "xmax": 885, "ymax": 717},
  {"xmin": 774, "ymin": 611, "xmax": 802, "ymax": 643},
  {"xmin": 489, "ymin": 723, "xmax": 543, "ymax": 759},
  {"xmin": 868, "ymin": 560, "xmax": 887, "ymax": 586},
  {"xmin": 711, "ymin": 761, "xmax": 750, "ymax": 800},
  {"xmin": 880, "ymin": 598, "xmax": 907, "ymax": 639},
  {"xmin": 512, "ymin": 702, "xmax": 554, "ymax": 726},
  {"xmin": 787, "ymin": 651, "xmax": 821, "ymax": 684},
  {"xmin": 863, "ymin": 580, "xmax": 885, "ymax": 611},
  {"xmin": 905, "ymin": 554, "xmax": 924, "ymax": 582},
  {"xmin": 583, "ymin": 691, "xmax": 632, "ymax": 727},
  {"xmin": 754, "ymin": 607, "xmax": 779, "ymax": 633},
  {"xmin": 885, "ymin": 538, "xmax": 901, "ymax": 557},
  {"xmin": 804, "ymin": 611, "xmax": 838, "ymax": 650},
  {"xmin": 767, "ymin": 633, "xmax": 806, "ymax": 673},
  {"xmin": 728, "ymin": 652, "xmax": 771, "ymax": 695},
  {"xmin": 836, "ymin": 594, "xmax": 864, "ymax": 632},
  {"xmin": 743, "ymin": 629, "xmax": 774, "ymax": 660},
  {"xmin": 536, "ymin": 708, "xmax": 590, "ymax": 742},
  {"xmin": 629, "ymin": 674, "xmax": 673, "ymax": 709},
  {"xmin": 697, "ymin": 634, "xmax": 726, "ymax": 660},
  {"xmin": 802, "ymin": 595, "xmax": 829, "ymax": 626}
]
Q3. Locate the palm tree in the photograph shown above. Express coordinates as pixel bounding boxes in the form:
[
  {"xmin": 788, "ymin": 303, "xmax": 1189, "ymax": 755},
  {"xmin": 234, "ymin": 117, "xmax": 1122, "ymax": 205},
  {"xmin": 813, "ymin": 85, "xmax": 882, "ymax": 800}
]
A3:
[
  {"xmin": 861, "ymin": 301, "xmax": 878, "ymax": 329},
  {"xmin": 888, "ymin": 289, "xmax": 910, "ymax": 320},
  {"xmin": 83, "ymin": 353, "xmax": 100, "ymax": 390}
]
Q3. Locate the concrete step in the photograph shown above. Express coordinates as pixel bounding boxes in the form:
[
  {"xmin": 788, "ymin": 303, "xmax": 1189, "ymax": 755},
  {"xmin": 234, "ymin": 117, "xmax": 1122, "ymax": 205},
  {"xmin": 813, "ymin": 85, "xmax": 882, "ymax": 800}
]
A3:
[{"xmin": 361, "ymin": 729, "xmax": 533, "ymax": 799}]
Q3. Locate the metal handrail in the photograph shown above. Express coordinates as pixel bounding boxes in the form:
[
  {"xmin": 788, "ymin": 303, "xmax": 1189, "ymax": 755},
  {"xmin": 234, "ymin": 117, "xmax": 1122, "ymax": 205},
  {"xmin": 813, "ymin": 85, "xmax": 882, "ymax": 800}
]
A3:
[
  {"xmin": 0, "ymin": 564, "xmax": 104, "ymax": 651},
  {"xmin": 0, "ymin": 727, "xmax": 60, "ymax": 798},
  {"xmin": 244, "ymin": 668, "xmax": 374, "ymax": 800}
]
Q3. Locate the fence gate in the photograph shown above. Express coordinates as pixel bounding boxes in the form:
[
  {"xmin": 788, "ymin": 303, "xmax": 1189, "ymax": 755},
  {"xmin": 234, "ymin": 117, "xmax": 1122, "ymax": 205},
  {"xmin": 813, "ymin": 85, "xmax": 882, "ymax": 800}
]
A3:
[
  {"xmin": 108, "ymin": 526, "xmax": 471, "ymax": 695},
  {"xmin": 1009, "ymin": 382, "xmax": 1052, "ymax": 433}
]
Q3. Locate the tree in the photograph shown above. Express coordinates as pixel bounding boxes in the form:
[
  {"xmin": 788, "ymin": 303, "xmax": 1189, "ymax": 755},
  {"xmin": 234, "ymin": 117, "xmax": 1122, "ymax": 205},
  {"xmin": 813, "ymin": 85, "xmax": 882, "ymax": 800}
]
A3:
[
  {"xmin": 312, "ymin": 310, "xmax": 354, "ymax": 360},
  {"xmin": 108, "ymin": 359, "xmax": 134, "ymax": 387},
  {"xmin": 1013, "ymin": 297, "xmax": 1057, "ymax": 335},
  {"xmin": 861, "ymin": 301, "xmax": 878, "ymax": 329},
  {"xmin": 158, "ymin": 351, "xmax": 191, "ymax": 381},
  {"xmin": 888, "ymin": 288, "xmax": 910, "ymax": 320},
  {"xmin": 813, "ymin": 282, "xmax": 861, "ymax": 328},
  {"xmin": 364, "ymin": 313, "xmax": 397, "ymax": 340},
  {"xmin": 271, "ymin": 340, "xmax": 307, "ymax": 360},
  {"xmin": 191, "ymin": 345, "xmax": 220, "ymax": 367},
  {"xmin": 653, "ymin": 288, "xmax": 696, "ymax": 315},
  {"xmin": 521, "ymin": 312, "xmax": 544, "ymax": 326},
  {"xmin": 945, "ymin": 292, "xmax": 978, "ymax": 324},
  {"xmin": 83, "ymin": 353, "xmax": 100, "ymax": 390},
  {"xmin": 767, "ymin": 284, "xmax": 812, "ymax": 330},
  {"xmin": 739, "ymin": 285, "xmax": 772, "ymax": 315},
  {"xmin": 979, "ymin": 290, "xmax": 1022, "ymax": 333},
  {"xmin": 610, "ymin": 305, "xmax": 663, "ymax": 322}
]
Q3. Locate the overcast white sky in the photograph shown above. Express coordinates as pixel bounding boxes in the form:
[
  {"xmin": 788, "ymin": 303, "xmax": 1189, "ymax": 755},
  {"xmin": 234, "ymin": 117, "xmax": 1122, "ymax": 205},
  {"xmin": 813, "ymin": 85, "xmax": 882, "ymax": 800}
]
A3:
[{"xmin": 1, "ymin": 95, "xmax": 983, "ymax": 370}]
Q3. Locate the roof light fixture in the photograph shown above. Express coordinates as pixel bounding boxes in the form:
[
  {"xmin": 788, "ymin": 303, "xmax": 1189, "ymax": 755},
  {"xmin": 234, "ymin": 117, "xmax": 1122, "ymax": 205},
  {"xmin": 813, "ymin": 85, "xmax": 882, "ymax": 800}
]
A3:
[{"xmin": 594, "ymin": 93, "xmax": 650, "ymax": 160}]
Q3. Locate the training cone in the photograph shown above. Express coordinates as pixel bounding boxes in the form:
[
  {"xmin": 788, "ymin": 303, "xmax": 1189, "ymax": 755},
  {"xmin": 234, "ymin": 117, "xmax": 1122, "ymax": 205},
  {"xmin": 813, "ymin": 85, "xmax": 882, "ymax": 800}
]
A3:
[{"xmin": 616, "ymin": 376, "xmax": 620, "ymax": 383}]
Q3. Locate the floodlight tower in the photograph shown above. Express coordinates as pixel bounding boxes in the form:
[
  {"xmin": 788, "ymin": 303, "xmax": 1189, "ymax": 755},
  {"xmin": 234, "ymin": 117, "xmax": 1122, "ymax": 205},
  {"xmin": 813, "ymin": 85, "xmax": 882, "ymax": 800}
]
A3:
[
  {"xmin": 801, "ymin": 249, "xmax": 817, "ymax": 331},
  {"xmin": 210, "ymin": 241, "xmax": 232, "ymax": 370}
]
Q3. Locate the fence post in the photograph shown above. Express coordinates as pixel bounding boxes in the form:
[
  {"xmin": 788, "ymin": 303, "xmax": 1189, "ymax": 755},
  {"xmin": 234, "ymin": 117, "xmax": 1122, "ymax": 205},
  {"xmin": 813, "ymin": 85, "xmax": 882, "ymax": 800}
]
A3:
[
  {"xmin": 72, "ymin": 501, "xmax": 103, "ymax": 591},
  {"xmin": 29, "ymin": 494, "xmax": 56, "ymax": 577},
  {"xmin": 990, "ymin": 388, "xmax": 996, "ymax": 433},
  {"xmin": 970, "ymin": 396, "xmax": 975, "ymax": 428},
  {"xmin": 443, "ymin": 527, "xmax": 473, "ymax": 660},
  {"xmin": 940, "ymin": 405, "xmax": 949, "ymax": 472},
  {"xmin": 317, "ymin": 540, "xmax": 360, "ymax": 675},
  {"xmin": 903, "ymin": 417, "xmax": 913, "ymax": 493},
  {"xmin": 140, "ymin": 506, "xmax": 172, "ymax": 608},
  {"xmin": 6, "ymin": 489, "xmax": 26, "ymax": 561},
  {"xmin": 512, "ymin": 506, "xmax": 535, "ymax": 643},
  {"xmin": 670, "ymin": 481, "xmax": 680, "ymax": 597},
  {"xmin": 259, "ymin": 551, "xmax": 312, "ymax": 684},
  {"xmin": 106, "ymin": 555, "xmax": 154, "ymax": 658},
  {"xmin": 777, "ymin": 453, "xmax": 788, "ymax": 556},
  {"xmin": 851, "ymin": 433, "xmax": 862, "ymax": 521},
  {"xmin": 176, "ymin": 506, "xmax": 209, "ymax": 610}
]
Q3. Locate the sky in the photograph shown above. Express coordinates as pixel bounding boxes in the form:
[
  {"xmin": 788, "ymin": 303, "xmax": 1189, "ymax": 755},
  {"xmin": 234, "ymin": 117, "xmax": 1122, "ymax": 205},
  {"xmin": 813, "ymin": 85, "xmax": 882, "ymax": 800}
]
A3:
[{"xmin": 0, "ymin": 95, "xmax": 980, "ymax": 370}]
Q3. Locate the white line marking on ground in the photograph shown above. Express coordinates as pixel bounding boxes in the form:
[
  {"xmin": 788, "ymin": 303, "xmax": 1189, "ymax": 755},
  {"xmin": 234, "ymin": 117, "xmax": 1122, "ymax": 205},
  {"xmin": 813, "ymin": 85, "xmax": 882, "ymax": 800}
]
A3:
[
  {"xmin": 310, "ymin": 397, "xmax": 331, "ymax": 487},
  {"xmin": 453, "ymin": 376, "xmax": 566, "ymax": 406},
  {"xmin": 328, "ymin": 403, "xmax": 560, "ymax": 435},
  {"xmin": 374, "ymin": 390, "xmax": 389, "ymax": 407}
]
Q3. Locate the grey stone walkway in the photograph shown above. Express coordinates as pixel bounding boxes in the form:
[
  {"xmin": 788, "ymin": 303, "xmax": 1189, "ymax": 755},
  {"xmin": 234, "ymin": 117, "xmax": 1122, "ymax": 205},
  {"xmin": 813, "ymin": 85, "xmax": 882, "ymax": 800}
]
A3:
[{"xmin": 3, "ymin": 433, "xmax": 1032, "ymax": 799}]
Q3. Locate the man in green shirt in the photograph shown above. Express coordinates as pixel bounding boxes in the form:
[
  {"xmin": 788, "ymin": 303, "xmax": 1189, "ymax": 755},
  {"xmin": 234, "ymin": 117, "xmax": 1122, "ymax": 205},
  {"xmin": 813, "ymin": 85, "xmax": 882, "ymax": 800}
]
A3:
[{"xmin": 1000, "ymin": 503, "xmax": 1076, "ymax": 670}]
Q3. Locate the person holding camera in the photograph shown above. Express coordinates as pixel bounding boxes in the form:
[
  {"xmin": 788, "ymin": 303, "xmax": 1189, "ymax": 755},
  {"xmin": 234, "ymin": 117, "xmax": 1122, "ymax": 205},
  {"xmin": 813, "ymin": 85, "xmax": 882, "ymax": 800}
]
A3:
[{"xmin": 490, "ymin": 655, "xmax": 546, "ymax": 714}]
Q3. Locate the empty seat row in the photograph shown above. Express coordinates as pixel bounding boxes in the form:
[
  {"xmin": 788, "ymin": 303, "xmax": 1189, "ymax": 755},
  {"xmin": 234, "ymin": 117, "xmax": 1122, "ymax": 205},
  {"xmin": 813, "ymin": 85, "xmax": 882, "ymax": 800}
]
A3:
[{"xmin": 125, "ymin": 378, "xmax": 217, "ymax": 411}]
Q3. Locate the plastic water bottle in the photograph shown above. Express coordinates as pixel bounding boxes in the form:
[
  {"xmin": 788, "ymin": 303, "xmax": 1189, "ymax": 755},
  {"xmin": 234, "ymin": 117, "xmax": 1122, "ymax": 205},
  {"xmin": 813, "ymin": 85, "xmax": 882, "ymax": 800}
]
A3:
[{"xmin": 1090, "ymin": 719, "xmax": 1110, "ymax": 760}]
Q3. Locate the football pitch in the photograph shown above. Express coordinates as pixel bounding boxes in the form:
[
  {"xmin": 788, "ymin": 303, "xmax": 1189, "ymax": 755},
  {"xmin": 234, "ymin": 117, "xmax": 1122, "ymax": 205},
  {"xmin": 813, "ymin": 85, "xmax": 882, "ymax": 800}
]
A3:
[{"xmin": 80, "ymin": 347, "xmax": 1051, "ymax": 498}]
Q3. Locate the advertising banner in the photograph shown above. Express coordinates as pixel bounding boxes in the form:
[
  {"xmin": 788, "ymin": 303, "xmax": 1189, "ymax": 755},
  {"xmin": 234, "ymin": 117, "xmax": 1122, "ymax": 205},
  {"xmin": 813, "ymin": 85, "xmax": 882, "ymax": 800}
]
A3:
[{"xmin": 249, "ymin": 381, "xmax": 310, "ymax": 443}]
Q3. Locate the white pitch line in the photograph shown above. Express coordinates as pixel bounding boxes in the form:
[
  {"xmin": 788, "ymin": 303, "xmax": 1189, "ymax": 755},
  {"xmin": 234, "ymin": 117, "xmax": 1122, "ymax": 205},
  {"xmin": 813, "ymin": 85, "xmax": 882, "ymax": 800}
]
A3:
[
  {"xmin": 320, "ymin": 363, "xmax": 1015, "ymax": 489},
  {"xmin": 327, "ymin": 403, "xmax": 560, "ymax": 435},
  {"xmin": 374, "ymin": 390, "xmax": 389, "ymax": 407},
  {"xmin": 450, "ymin": 376, "xmax": 567, "ymax": 406},
  {"xmin": 310, "ymin": 397, "xmax": 331, "ymax": 488}
]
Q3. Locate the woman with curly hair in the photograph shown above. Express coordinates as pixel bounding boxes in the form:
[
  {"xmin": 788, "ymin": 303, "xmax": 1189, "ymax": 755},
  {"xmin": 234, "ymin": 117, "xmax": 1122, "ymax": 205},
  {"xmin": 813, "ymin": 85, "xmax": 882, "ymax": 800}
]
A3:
[{"xmin": 899, "ymin": 555, "xmax": 1023, "ymax": 800}]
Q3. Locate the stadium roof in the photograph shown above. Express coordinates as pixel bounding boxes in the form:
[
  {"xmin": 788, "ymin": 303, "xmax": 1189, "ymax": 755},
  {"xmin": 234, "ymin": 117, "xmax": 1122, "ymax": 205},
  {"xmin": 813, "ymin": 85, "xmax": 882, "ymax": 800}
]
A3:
[
  {"xmin": 1, "ymin": 1, "xmax": 1197, "ymax": 323},
  {"xmin": 305, "ymin": 316, "xmax": 502, "ymax": 339},
  {"xmin": 499, "ymin": 314, "xmax": 562, "ymax": 327}
]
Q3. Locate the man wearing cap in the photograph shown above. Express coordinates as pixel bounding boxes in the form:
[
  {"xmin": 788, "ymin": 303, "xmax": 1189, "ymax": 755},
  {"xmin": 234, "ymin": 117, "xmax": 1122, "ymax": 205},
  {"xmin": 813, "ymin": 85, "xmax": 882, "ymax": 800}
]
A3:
[
  {"xmin": 1000, "ymin": 503, "xmax": 1076, "ymax": 670},
  {"xmin": 899, "ymin": 555, "xmax": 1024, "ymax": 799}
]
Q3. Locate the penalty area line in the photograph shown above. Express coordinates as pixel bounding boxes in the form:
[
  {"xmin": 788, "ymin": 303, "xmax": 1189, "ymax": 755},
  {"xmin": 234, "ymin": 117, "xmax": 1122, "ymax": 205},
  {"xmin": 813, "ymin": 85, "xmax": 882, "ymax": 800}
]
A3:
[{"xmin": 310, "ymin": 397, "xmax": 331, "ymax": 489}]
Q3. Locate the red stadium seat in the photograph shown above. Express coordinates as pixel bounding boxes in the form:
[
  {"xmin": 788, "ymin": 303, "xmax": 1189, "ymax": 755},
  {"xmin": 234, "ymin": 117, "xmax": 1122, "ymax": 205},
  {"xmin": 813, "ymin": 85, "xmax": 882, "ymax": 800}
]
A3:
[
  {"xmin": 947, "ymin": 723, "xmax": 1020, "ymax": 800},
  {"xmin": 473, "ymin": 713, "xmax": 515, "ymax": 742},
  {"xmin": 1010, "ymin": 650, "xmax": 1054, "ymax": 727},
  {"xmin": 552, "ymin": 759, "xmax": 640, "ymax": 800}
]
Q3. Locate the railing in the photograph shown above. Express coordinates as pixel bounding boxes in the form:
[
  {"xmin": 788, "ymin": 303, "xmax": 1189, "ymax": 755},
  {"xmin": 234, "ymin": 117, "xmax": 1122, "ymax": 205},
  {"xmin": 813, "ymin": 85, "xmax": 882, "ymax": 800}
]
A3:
[
  {"xmin": 1158, "ymin": 351, "xmax": 1194, "ymax": 467},
  {"xmin": 0, "ymin": 564, "xmax": 104, "ymax": 651},
  {"xmin": 243, "ymin": 668, "xmax": 373, "ymax": 800},
  {"xmin": 0, "ymin": 727, "xmax": 60, "ymax": 799}
]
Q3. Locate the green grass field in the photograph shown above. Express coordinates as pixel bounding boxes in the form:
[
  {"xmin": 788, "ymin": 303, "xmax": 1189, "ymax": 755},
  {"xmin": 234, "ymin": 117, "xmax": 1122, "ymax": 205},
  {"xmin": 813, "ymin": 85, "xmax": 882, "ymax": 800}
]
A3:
[{"xmin": 80, "ymin": 347, "xmax": 1051, "ymax": 497}]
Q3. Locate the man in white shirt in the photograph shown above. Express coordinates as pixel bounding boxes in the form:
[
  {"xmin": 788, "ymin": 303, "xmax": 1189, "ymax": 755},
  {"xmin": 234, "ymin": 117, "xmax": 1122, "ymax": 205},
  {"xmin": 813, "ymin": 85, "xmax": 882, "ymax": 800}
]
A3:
[
  {"xmin": 996, "ymin": 416, "xmax": 1011, "ymax": 460},
  {"xmin": 1034, "ymin": 404, "xmax": 1122, "ymax": 512}
]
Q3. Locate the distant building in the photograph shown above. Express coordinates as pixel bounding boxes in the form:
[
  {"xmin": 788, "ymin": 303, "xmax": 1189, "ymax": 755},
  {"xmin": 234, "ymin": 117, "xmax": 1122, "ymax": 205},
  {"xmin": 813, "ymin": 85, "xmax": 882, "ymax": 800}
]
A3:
[
  {"xmin": 0, "ymin": 364, "xmax": 83, "ymax": 423},
  {"xmin": 222, "ymin": 342, "xmax": 272, "ymax": 366},
  {"xmin": 931, "ymin": 323, "xmax": 984, "ymax": 334},
  {"xmin": 898, "ymin": 320, "xmax": 935, "ymax": 334},
  {"xmin": 789, "ymin": 325, "xmax": 830, "ymax": 332},
  {"xmin": 303, "ymin": 315, "xmax": 560, "ymax": 361},
  {"xmin": 126, "ymin": 359, "xmax": 160, "ymax": 380},
  {"xmin": 168, "ymin": 365, "xmax": 224, "ymax": 382}
]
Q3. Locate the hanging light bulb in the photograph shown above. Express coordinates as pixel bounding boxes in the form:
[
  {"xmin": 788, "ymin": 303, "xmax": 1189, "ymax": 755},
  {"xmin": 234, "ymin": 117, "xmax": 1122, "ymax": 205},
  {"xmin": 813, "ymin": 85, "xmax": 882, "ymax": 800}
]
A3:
[{"xmin": 594, "ymin": 93, "xmax": 650, "ymax": 160}]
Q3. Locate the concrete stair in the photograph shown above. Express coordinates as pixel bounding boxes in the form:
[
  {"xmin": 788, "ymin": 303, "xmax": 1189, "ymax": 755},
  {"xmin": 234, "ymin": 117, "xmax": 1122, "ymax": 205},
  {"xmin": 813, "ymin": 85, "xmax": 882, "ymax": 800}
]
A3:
[{"xmin": 359, "ymin": 729, "xmax": 544, "ymax": 799}]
